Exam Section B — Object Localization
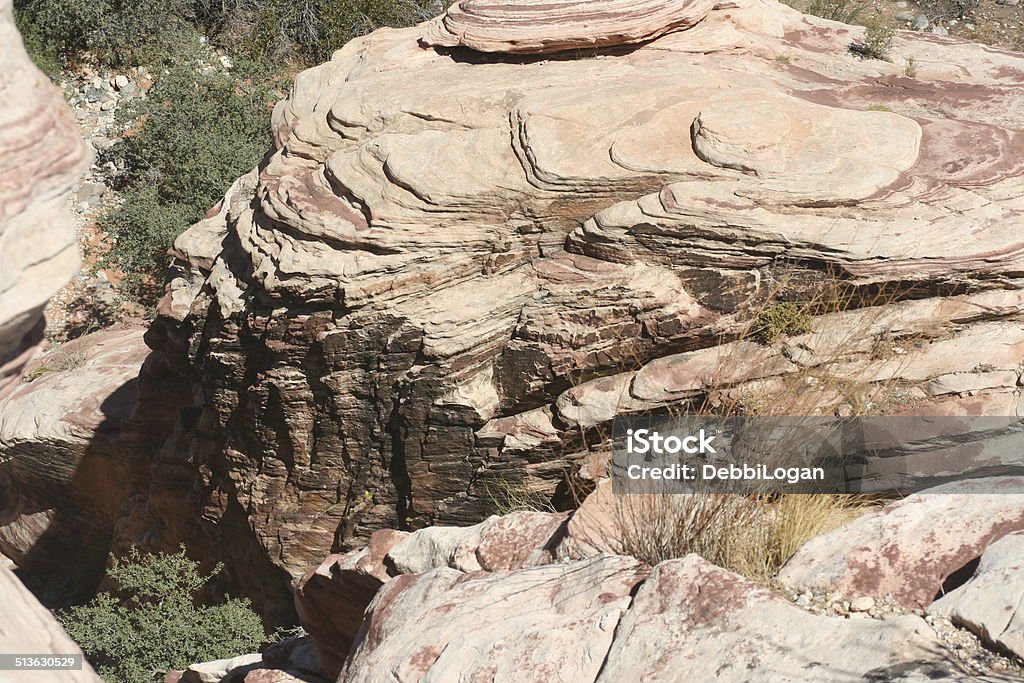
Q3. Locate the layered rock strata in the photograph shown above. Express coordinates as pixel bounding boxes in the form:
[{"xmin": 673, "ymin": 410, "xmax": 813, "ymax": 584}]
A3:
[
  {"xmin": 0, "ymin": 0, "xmax": 89, "ymax": 396},
  {"xmin": 127, "ymin": 0, "xmax": 1024, "ymax": 620}
]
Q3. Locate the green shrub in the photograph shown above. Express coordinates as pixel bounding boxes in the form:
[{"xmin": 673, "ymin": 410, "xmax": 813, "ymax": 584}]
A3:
[
  {"xmin": 203, "ymin": 0, "xmax": 447, "ymax": 64},
  {"xmin": 752, "ymin": 302, "xmax": 814, "ymax": 344},
  {"xmin": 13, "ymin": 0, "xmax": 195, "ymax": 68},
  {"xmin": 59, "ymin": 548, "xmax": 265, "ymax": 683},
  {"xmin": 100, "ymin": 59, "xmax": 280, "ymax": 301},
  {"xmin": 857, "ymin": 24, "xmax": 895, "ymax": 60}
]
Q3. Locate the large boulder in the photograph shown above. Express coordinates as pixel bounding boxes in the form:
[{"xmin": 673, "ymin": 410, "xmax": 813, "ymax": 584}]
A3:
[
  {"xmin": 0, "ymin": 328, "xmax": 151, "ymax": 595},
  {"xmin": 122, "ymin": 0, "xmax": 1024, "ymax": 619},
  {"xmin": 778, "ymin": 477, "xmax": 1024, "ymax": 610}
]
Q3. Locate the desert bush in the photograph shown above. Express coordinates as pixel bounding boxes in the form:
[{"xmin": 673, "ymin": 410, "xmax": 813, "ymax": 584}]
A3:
[
  {"xmin": 612, "ymin": 491, "xmax": 865, "ymax": 581},
  {"xmin": 59, "ymin": 548, "xmax": 265, "ymax": 683},
  {"xmin": 199, "ymin": 0, "xmax": 448, "ymax": 64},
  {"xmin": 751, "ymin": 302, "xmax": 814, "ymax": 344},
  {"xmin": 13, "ymin": 0, "xmax": 196, "ymax": 68},
  {"xmin": 100, "ymin": 59, "xmax": 279, "ymax": 300},
  {"xmin": 855, "ymin": 24, "xmax": 896, "ymax": 60}
]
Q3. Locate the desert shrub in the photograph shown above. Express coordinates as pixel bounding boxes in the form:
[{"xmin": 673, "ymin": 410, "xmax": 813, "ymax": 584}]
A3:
[
  {"xmin": 855, "ymin": 24, "xmax": 896, "ymax": 60},
  {"xmin": 752, "ymin": 302, "xmax": 814, "ymax": 344},
  {"xmin": 59, "ymin": 548, "xmax": 265, "ymax": 683},
  {"xmin": 100, "ymin": 59, "xmax": 279, "ymax": 300},
  {"xmin": 12, "ymin": 0, "xmax": 196, "ymax": 68},
  {"xmin": 612, "ymin": 492, "xmax": 866, "ymax": 581},
  {"xmin": 804, "ymin": 0, "xmax": 865, "ymax": 24},
  {"xmin": 199, "ymin": 0, "xmax": 447, "ymax": 64}
]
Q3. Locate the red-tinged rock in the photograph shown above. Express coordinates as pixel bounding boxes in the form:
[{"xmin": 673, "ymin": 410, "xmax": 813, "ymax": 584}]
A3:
[
  {"xmin": 779, "ymin": 477, "xmax": 1024, "ymax": 610},
  {"xmin": 419, "ymin": 0, "xmax": 715, "ymax": 54},
  {"xmin": 340, "ymin": 556, "xmax": 649, "ymax": 683}
]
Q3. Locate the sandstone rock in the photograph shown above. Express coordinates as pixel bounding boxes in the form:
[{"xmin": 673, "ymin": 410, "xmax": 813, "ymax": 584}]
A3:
[
  {"xmin": 928, "ymin": 531, "xmax": 1024, "ymax": 659},
  {"xmin": 126, "ymin": 0, "xmax": 1024, "ymax": 621},
  {"xmin": 336, "ymin": 550, "xmax": 964, "ymax": 682},
  {"xmin": 297, "ymin": 512, "xmax": 568, "ymax": 676},
  {"xmin": 0, "ymin": 0, "xmax": 89, "ymax": 397},
  {"xmin": 419, "ymin": 0, "xmax": 715, "ymax": 54},
  {"xmin": 0, "ymin": 329, "xmax": 150, "ymax": 597},
  {"xmin": 340, "ymin": 555, "xmax": 650, "ymax": 682},
  {"xmin": 596, "ymin": 555, "xmax": 949, "ymax": 682},
  {"xmin": 779, "ymin": 477, "xmax": 1024, "ymax": 610},
  {"xmin": 0, "ymin": 566, "xmax": 102, "ymax": 682}
]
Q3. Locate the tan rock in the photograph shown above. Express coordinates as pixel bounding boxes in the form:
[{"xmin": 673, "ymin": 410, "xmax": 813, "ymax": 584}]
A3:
[
  {"xmin": 128, "ymin": 0, "xmax": 1024, "ymax": 621},
  {"xmin": 340, "ymin": 556, "xmax": 650, "ymax": 683},
  {"xmin": 0, "ymin": 566, "xmax": 101, "ymax": 682},
  {"xmin": 420, "ymin": 0, "xmax": 715, "ymax": 54},
  {"xmin": 928, "ymin": 531, "xmax": 1024, "ymax": 659},
  {"xmin": 597, "ymin": 555, "xmax": 952, "ymax": 682},
  {"xmin": 778, "ymin": 477, "xmax": 1024, "ymax": 610},
  {"xmin": 0, "ymin": 329, "xmax": 150, "ymax": 594},
  {"xmin": 0, "ymin": 0, "xmax": 89, "ymax": 396}
]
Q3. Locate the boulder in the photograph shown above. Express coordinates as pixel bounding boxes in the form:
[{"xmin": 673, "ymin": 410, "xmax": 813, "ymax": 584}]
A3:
[
  {"xmin": 297, "ymin": 512, "xmax": 568, "ymax": 676},
  {"xmin": 0, "ymin": 0, "xmax": 89, "ymax": 396},
  {"xmin": 122, "ymin": 0, "xmax": 1024, "ymax": 620},
  {"xmin": 340, "ymin": 555, "xmax": 650, "ymax": 682},
  {"xmin": 0, "ymin": 329, "xmax": 151, "ymax": 597},
  {"xmin": 778, "ymin": 477, "xmax": 1024, "ymax": 610},
  {"xmin": 596, "ymin": 555, "xmax": 951, "ymax": 682},
  {"xmin": 337, "ymin": 551, "xmax": 967, "ymax": 682},
  {"xmin": 928, "ymin": 531, "xmax": 1024, "ymax": 659}
]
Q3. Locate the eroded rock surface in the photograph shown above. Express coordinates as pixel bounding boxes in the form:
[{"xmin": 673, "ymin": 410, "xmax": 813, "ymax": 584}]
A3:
[
  {"xmin": 929, "ymin": 531, "xmax": 1024, "ymax": 660},
  {"xmin": 0, "ymin": 329, "xmax": 151, "ymax": 594},
  {"xmin": 296, "ymin": 511, "xmax": 568, "ymax": 675},
  {"xmin": 0, "ymin": 0, "xmax": 89, "ymax": 396},
  {"xmin": 779, "ymin": 477, "xmax": 1024, "ymax": 610},
  {"xmin": 125, "ymin": 0, "xmax": 1024, "ymax": 620},
  {"xmin": 419, "ymin": 0, "xmax": 715, "ymax": 54},
  {"xmin": 337, "ymin": 553, "xmax": 957, "ymax": 682}
]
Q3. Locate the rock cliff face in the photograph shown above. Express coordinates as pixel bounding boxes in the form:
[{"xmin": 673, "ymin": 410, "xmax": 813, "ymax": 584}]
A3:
[
  {"xmin": 127, "ymin": 0, "xmax": 1024, "ymax": 620},
  {"xmin": 0, "ymin": 0, "xmax": 89, "ymax": 397}
]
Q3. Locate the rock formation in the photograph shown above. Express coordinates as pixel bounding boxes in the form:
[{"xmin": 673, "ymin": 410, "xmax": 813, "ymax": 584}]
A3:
[
  {"xmin": 121, "ymin": 0, "xmax": 1024, "ymax": 621},
  {"xmin": 0, "ymin": 0, "xmax": 100, "ymax": 677},
  {"xmin": 0, "ymin": 0, "xmax": 89, "ymax": 397},
  {"xmin": 0, "ymin": 329, "xmax": 155, "ymax": 598},
  {"xmin": 928, "ymin": 531, "xmax": 1024, "ymax": 660},
  {"xmin": 778, "ymin": 477, "xmax": 1024, "ymax": 609},
  {"xmin": 419, "ymin": 0, "xmax": 715, "ymax": 54}
]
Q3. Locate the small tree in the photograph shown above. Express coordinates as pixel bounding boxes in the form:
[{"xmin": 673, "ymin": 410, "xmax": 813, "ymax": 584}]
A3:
[{"xmin": 59, "ymin": 548, "xmax": 265, "ymax": 683}]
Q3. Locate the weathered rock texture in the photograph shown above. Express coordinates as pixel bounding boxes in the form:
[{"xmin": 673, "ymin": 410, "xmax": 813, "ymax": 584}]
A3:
[
  {"xmin": 929, "ymin": 531, "xmax": 1024, "ymax": 660},
  {"xmin": 339, "ymin": 553, "xmax": 956, "ymax": 682},
  {"xmin": 0, "ymin": 329, "xmax": 154, "ymax": 597},
  {"xmin": 0, "ymin": 1, "xmax": 98, "ymax": 676},
  {"xmin": 778, "ymin": 477, "xmax": 1024, "ymax": 610},
  {"xmin": 0, "ymin": 566, "xmax": 102, "ymax": 682},
  {"xmin": 0, "ymin": 0, "xmax": 89, "ymax": 397},
  {"xmin": 296, "ymin": 511, "xmax": 568, "ymax": 675},
  {"xmin": 419, "ymin": 0, "xmax": 715, "ymax": 54},
  {"xmin": 126, "ymin": 0, "xmax": 1024, "ymax": 620}
]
